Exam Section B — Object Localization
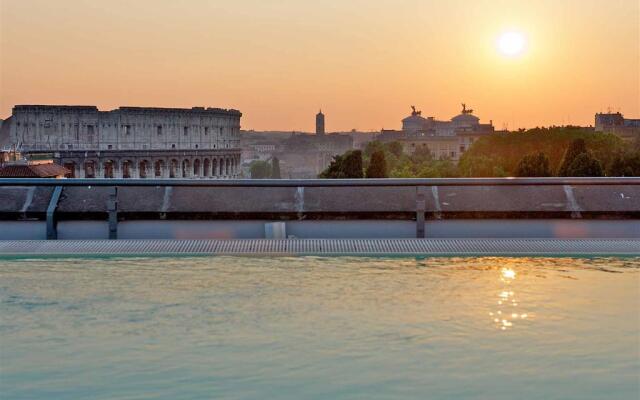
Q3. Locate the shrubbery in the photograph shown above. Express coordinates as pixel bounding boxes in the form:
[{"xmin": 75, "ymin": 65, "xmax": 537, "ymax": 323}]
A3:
[
  {"xmin": 319, "ymin": 127, "xmax": 636, "ymax": 178},
  {"xmin": 516, "ymin": 152, "xmax": 552, "ymax": 177}
]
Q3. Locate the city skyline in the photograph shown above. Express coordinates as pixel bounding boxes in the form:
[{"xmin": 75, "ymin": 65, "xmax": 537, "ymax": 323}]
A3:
[{"xmin": 1, "ymin": 0, "xmax": 639, "ymax": 131}]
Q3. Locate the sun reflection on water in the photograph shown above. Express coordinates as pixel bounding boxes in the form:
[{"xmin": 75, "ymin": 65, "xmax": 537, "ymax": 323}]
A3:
[
  {"xmin": 490, "ymin": 267, "xmax": 530, "ymax": 331},
  {"xmin": 501, "ymin": 267, "xmax": 516, "ymax": 280}
]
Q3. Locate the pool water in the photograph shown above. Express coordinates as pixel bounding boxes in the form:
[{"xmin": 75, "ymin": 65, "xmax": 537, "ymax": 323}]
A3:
[{"xmin": 1, "ymin": 256, "xmax": 639, "ymax": 399}]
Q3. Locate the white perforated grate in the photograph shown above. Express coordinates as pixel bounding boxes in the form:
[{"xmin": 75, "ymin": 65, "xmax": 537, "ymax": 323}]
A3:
[{"xmin": 0, "ymin": 239, "xmax": 638, "ymax": 257}]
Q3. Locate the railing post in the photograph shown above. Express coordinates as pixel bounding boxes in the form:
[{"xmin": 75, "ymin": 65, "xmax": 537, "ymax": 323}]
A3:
[
  {"xmin": 416, "ymin": 186, "xmax": 426, "ymax": 238},
  {"xmin": 46, "ymin": 186, "xmax": 63, "ymax": 240},
  {"xmin": 107, "ymin": 186, "xmax": 118, "ymax": 240}
]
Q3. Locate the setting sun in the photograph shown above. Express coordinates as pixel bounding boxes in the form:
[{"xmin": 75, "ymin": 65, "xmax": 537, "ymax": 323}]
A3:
[{"xmin": 498, "ymin": 31, "xmax": 526, "ymax": 57}]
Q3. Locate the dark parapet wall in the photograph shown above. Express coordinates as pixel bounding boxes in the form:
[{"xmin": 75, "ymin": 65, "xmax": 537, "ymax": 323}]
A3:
[
  {"xmin": 0, "ymin": 179, "xmax": 638, "ymax": 220},
  {"xmin": 0, "ymin": 178, "xmax": 638, "ymax": 239}
]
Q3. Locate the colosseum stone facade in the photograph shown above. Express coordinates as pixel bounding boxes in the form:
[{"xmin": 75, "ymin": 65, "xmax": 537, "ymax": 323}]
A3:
[{"xmin": 6, "ymin": 105, "xmax": 242, "ymax": 178}]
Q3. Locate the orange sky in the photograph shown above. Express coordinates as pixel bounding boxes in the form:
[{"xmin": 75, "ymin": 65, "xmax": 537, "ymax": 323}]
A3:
[{"xmin": 1, "ymin": 0, "xmax": 638, "ymax": 131}]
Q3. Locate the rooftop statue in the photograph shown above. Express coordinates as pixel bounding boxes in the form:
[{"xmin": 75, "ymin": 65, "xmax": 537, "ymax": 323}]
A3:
[
  {"xmin": 411, "ymin": 105, "xmax": 422, "ymax": 116},
  {"xmin": 461, "ymin": 103, "xmax": 474, "ymax": 114}
]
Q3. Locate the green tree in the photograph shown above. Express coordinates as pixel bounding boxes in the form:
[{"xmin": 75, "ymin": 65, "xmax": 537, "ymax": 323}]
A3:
[
  {"xmin": 319, "ymin": 154, "xmax": 343, "ymax": 178},
  {"xmin": 558, "ymin": 138, "xmax": 587, "ymax": 176},
  {"xmin": 387, "ymin": 141, "xmax": 404, "ymax": 158},
  {"xmin": 249, "ymin": 160, "xmax": 271, "ymax": 179},
  {"xmin": 458, "ymin": 127, "xmax": 623, "ymax": 177},
  {"xmin": 363, "ymin": 140, "xmax": 403, "ymax": 171},
  {"xmin": 342, "ymin": 150, "xmax": 364, "ymax": 178},
  {"xmin": 271, "ymin": 157, "xmax": 281, "ymax": 179},
  {"xmin": 365, "ymin": 150, "xmax": 388, "ymax": 178},
  {"xmin": 607, "ymin": 151, "xmax": 640, "ymax": 176},
  {"xmin": 565, "ymin": 152, "xmax": 604, "ymax": 177},
  {"xmin": 458, "ymin": 154, "xmax": 502, "ymax": 177},
  {"xmin": 409, "ymin": 146, "xmax": 434, "ymax": 164},
  {"xmin": 363, "ymin": 141, "xmax": 385, "ymax": 159},
  {"xmin": 319, "ymin": 150, "xmax": 364, "ymax": 178},
  {"xmin": 515, "ymin": 152, "xmax": 552, "ymax": 177}
]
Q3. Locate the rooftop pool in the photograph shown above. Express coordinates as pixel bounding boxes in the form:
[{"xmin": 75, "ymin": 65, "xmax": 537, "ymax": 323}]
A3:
[{"xmin": 1, "ymin": 256, "xmax": 639, "ymax": 399}]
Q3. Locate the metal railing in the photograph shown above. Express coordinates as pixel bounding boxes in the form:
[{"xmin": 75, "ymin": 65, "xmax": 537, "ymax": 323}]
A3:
[
  {"xmin": 0, "ymin": 177, "xmax": 639, "ymax": 187},
  {"xmin": 0, "ymin": 177, "xmax": 638, "ymax": 241}
]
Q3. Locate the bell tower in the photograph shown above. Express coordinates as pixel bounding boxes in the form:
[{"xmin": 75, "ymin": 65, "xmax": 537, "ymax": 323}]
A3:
[{"xmin": 316, "ymin": 110, "xmax": 325, "ymax": 136}]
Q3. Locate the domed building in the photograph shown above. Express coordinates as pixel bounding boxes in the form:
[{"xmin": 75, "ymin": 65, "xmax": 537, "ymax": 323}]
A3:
[
  {"xmin": 378, "ymin": 103, "xmax": 495, "ymax": 162},
  {"xmin": 451, "ymin": 104, "xmax": 480, "ymax": 128},
  {"xmin": 402, "ymin": 106, "xmax": 428, "ymax": 133}
]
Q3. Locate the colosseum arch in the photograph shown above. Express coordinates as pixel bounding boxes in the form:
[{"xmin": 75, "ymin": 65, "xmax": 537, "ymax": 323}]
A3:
[
  {"xmin": 122, "ymin": 160, "xmax": 133, "ymax": 179},
  {"xmin": 203, "ymin": 158, "xmax": 210, "ymax": 177},
  {"xmin": 138, "ymin": 160, "xmax": 150, "ymax": 178},
  {"xmin": 154, "ymin": 160, "xmax": 164, "ymax": 178},
  {"xmin": 212, "ymin": 159, "xmax": 218, "ymax": 177},
  {"xmin": 193, "ymin": 159, "xmax": 201, "ymax": 177},
  {"xmin": 63, "ymin": 161, "xmax": 76, "ymax": 178},
  {"xmin": 225, "ymin": 158, "xmax": 230, "ymax": 176},
  {"xmin": 170, "ymin": 159, "xmax": 179, "ymax": 178},
  {"xmin": 84, "ymin": 160, "xmax": 96, "ymax": 178},
  {"xmin": 103, "ymin": 160, "xmax": 117, "ymax": 178}
]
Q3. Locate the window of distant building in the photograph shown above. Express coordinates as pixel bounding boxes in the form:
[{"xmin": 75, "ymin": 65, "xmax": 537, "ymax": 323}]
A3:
[
  {"xmin": 184, "ymin": 126, "xmax": 188, "ymax": 136},
  {"xmin": 204, "ymin": 127, "xmax": 209, "ymax": 135},
  {"xmin": 171, "ymin": 144, "xmax": 176, "ymax": 149},
  {"xmin": 125, "ymin": 125, "xmax": 131, "ymax": 135},
  {"xmin": 195, "ymin": 144, "xmax": 199, "ymax": 149},
  {"xmin": 460, "ymin": 145, "xmax": 465, "ymax": 153},
  {"xmin": 157, "ymin": 125, "xmax": 162, "ymax": 135},
  {"xmin": 108, "ymin": 145, "xmax": 113, "ymax": 150},
  {"xmin": 451, "ymin": 151, "xmax": 456, "ymax": 158}
]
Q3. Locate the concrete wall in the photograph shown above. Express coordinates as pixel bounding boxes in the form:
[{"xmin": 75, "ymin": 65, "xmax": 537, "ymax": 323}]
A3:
[{"xmin": 0, "ymin": 181, "xmax": 637, "ymax": 239}]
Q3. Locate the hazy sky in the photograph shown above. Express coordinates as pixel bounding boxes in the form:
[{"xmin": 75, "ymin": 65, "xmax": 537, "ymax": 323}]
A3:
[{"xmin": 1, "ymin": 0, "xmax": 638, "ymax": 131}]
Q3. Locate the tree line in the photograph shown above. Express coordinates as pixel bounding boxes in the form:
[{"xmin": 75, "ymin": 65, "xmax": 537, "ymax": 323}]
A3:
[{"xmin": 319, "ymin": 127, "xmax": 640, "ymax": 178}]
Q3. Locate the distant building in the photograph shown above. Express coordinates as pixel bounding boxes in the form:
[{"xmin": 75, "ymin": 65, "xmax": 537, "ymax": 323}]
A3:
[
  {"xmin": 0, "ymin": 159, "xmax": 68, "ymax": 179},
  {"xmin": 240, "ymin": 129, "xmax": 354, "ymax": 178},
  {"xmin": 378, "ymin": 104, "xmax": 495, "ymax": 161},
  {"xmin": 595, "ymin": 112, "xmax": 640, "ymax": 142},
  {"xmin": 316, "ymin": 110, "xmax": 325, "ymax": 136},
  {"xmin": 0, "ymin": 105, "xmax": 242, "ymax": 179},
  {"xmin": 280, "ymin": 133, "xmax": 352, "ymax": 178}
]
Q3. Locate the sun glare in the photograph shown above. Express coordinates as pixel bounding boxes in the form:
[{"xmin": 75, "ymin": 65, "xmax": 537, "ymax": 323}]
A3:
[{"xmin": 498, "ymin": 31, "xmax": 526, "ymax": 57}]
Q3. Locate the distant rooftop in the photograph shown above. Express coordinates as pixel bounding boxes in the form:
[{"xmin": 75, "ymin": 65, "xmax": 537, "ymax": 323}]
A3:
[{"xmin": 0, "ymin": 160, "xmax": 68, "ymax": 178}]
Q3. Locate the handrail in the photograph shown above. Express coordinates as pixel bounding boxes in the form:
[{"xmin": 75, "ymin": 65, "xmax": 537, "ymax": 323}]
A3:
[{"xmin": 0, "ymin": 177, "xmax": 638, "ymax": 187}]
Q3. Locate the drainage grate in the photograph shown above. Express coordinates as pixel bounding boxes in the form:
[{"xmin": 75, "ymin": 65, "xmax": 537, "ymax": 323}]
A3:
[{"xmin": 0, "ymin": 239, "xmax": 638, "ymax": 257}]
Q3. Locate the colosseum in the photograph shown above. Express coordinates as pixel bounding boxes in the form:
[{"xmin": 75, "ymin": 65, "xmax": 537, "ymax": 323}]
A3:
[{"xmin": 2, "ymin": 105, "xmax": 242, "ymax": 178}]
